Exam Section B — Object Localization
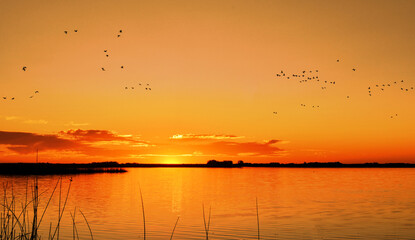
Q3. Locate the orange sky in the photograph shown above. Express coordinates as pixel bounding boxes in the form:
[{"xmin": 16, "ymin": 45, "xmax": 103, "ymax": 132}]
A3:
[{"xmin": 1, "ymin": 0, "xmax": 414, "ymax": 163}]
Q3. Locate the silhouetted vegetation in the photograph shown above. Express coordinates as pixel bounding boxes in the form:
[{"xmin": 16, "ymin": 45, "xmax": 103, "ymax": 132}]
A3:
[
  {"xmin": 0, "ymin": 178, "xmax": 93, "ymax": 240},
  {"xmin": 1, "ymin": 161, "xmax": 414, "ymax": 176},
  {"xmin": 0, "ymin": 163, "xmax": 126, "ymax": 175},
  {"xmin": 206, "ymin": 160, "xmax": 234, "ymax": 167}
]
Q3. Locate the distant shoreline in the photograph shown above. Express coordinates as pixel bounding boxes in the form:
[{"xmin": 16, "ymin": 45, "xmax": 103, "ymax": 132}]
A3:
[{"xmin": 0, "ymin": 161, "xmax": 415, "ymax": 175}]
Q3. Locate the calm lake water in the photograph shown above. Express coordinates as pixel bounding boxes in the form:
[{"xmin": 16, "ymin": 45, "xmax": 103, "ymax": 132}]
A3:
[{"xmin": 1, "ymin": 168, "xmax": 415, "ymax": 239}]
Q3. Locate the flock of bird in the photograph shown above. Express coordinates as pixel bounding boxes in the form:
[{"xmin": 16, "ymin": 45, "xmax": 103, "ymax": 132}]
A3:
[
  {"xmin": 125, "ymin": 83, "xmax": 152, "ymax": 91},
  {"xmin": 97, "ymin": 30, "xmax": 153, "ymax": 90},
  {"xmin": 276, "ymin": 68, "xmax": 338, "ymax": 91},
  {"xmin": 367, "ymin": 80, "xmax": 414, "ymax": 97},
  {"xmin": 2, "ymin": 29, "xmax": 153, "ymax": 101},
  {"xmin": 390, "ymin": 114, "xmax": 398, "ymax": 119},
  {"xmin": 273, "ymin": 59, "xmax": 414, "ymax": 118},
  {"xmin": 2, "ymin": 29, "xmax": 413, "ymax": 122},
  {"xmin": 300, "ymin": 104, "xmax": 320, "ymax": 108},
  {"xmin": 64, "ymin": 29, "xmax": 78, "ymax": 34},
  {"xmin": 2, "ymin": 68, "xmax": 39, "ymax": 100}
]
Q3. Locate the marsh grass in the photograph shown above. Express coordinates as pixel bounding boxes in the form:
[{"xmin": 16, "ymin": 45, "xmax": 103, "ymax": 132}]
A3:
[
  {"xmin": 2, "ymin": 179, "xmax": 261, "ymax": 240},
  {"xmin": 0, "ymin": 177, "xmax": 92, "ymax": 240}
]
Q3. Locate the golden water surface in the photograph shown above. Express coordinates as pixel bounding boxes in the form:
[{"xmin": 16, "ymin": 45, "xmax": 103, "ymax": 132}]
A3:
[{"xmin": 1, "ymin": 168, "xmax": 415, "ymax": 239}]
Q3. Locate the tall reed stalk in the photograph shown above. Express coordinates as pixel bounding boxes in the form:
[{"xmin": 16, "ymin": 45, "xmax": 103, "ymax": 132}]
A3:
[
  {"xmin": 256, "ymin": 197, "xmax": 260, "ymax": 240},
  {"xmin": 139, "ymin": 186, "xmax": 146, "ymax": 240},
  {"xmin": 169, "ymin": 216, "xmax": 179, "ymax": 240},
  {"xmin": 79, "ymin": 209, "xmax": 93, "ymax": 240},
  {"xmin": 202, "ymin": 204, "xmax": 211, "ymax": 240}
]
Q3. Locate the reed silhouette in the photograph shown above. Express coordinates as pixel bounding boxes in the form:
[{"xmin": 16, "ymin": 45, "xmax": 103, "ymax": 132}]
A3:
[
  {"xmin": 202, "ymin": 204, "xmax": 211, "ymax": 240},
  {"xmin": 0, "ymin": 178, "xmax": 93, "ymax": 240},
  {"xmin": 139, "ymin": 185, "xmax": 146, "ymax": 240},
  {"xmin": 169, "ymin": 217, "xmax": 179, "ymax": 240},
  {"xmin": 2, "ymin": 180, "xmax": 267, "ymax": 239},
  {"xmin": 256, "ymin": 197, "xmax": 260, "ymax": 240}
]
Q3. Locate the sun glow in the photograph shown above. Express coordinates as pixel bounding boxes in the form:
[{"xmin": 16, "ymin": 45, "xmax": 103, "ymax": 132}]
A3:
[{"xmin": 162, "ymin": 157, "xmax": 180, "ymax": 164}]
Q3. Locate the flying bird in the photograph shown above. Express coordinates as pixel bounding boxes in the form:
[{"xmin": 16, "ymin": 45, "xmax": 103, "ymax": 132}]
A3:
[
  {"xmin": 74, "ymin": 30, "xmax": 78, "ymax": 32},
  {"xmin": 101, "ymin": 68, "xmax": 105, "ymax": 71},
  {"xmin": 352, "ymin": 68, "xmax": 356, "ymax": 71},
  {"xmin": 11, "ymin": 97, "xmax": 15, "ymax": 100},
  {"xmin": 337, "ymin": 59, "xmax": 339, "ymax": 62},
  {"xmin": 104, "ymin": 50, "xmax": 107, "ymax": 52},
  {"xmin": 22, "ymin": 66, "xmax": 27, "ymax": 71},
  {"xmin": 64, "ymin": 31, "xmax": 68, "ymax": 34},
  {"xmin": 119, "ymin": 30, "xmax": 123, "ymax": 33},
  {"xmin": 117, "ymin": 35, "xmax": 121, "ymax": 37},
  {"xmin": 35, "ymin": 91, "xmax": 39, "ymax": 93},
  {"xmin": 2, "ymin": 97, "xmax": 6, "ymax": 100},
  {"xmin": 121, "ymin": 66, "xmax": 124, "ymax": 69},
  {"xmin": 29, "ymin": 96, "xmax": 34, "ymax": 98}
]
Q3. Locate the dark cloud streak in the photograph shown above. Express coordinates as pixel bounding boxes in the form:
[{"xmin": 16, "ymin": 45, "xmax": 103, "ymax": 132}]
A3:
[{"xmin": 0, "ymin": 131, "xmax": 80, "ymax": 154}]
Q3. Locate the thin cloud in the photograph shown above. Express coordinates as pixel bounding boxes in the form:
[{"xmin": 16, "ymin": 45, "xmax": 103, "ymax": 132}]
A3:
[
  {"xmin": 198, "ymin": 140, "xmax": 284, "ymax": 157},
  {"xmin": 1, "ymin": 116, "xmax": 48, "ymax": 125},
  {"xmin": 23, "ymin": 119, "xmax": 48, "ymax": 125},
  {"xmin": 5, "ymin": 116, "xmax": 20, "ymax": 121},
  {"xmin": 59, "ymin": 129, "xmax": 140, "ymax": 143},
  {"xmin": 159, "ymin": 138, "xmax": 284, "ymax": 158},
  {"xmin": 170, "ymin": 133, "xmax": 244, "ymax": 140},
  {"xmin": 65, "ymin": 121, "xmax": 89, "ymax": 127}
]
